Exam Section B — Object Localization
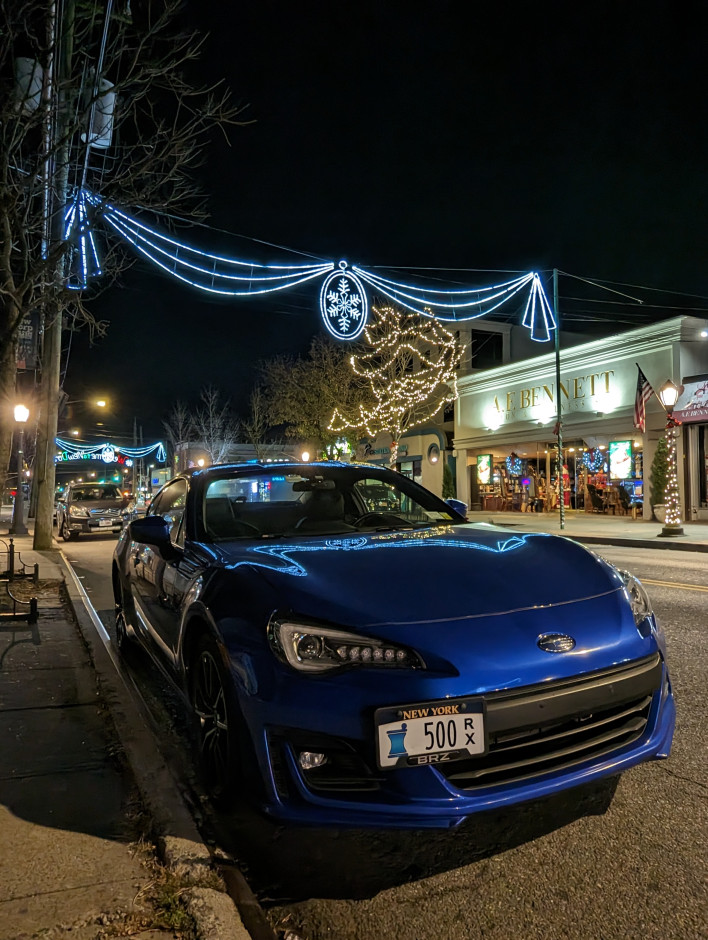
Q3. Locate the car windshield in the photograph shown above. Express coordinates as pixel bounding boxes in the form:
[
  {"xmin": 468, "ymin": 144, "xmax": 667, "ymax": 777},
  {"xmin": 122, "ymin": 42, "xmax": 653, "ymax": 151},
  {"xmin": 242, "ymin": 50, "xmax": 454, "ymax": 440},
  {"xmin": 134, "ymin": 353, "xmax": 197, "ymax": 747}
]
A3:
[
  {"xmin": 202, "ymin": 466, "xmax": 463, "ymax": 540},
  {"xmin": 71, "ymin": 485, "xmax": 122, "ymax": 501}
]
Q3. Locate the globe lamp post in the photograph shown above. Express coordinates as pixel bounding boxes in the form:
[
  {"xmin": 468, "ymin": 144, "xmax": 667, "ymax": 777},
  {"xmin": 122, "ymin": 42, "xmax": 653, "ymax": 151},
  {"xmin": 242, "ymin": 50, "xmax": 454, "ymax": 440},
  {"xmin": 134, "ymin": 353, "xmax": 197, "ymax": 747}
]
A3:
[
  {"xmin": 10, "ymin": 404, "xmax": 30, "ymax": 536},
  {"xmin": 657, "ymin": 379, "xmax": 684, "ymax": 538}
]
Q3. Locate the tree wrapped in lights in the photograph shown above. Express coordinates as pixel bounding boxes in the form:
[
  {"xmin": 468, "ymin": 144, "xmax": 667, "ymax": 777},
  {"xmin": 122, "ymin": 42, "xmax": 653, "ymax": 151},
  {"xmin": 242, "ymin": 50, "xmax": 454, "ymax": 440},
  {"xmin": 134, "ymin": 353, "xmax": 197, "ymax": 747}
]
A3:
[{"xmin": 329, "ymin": 305, "xmax": 464, "ymax": 466}]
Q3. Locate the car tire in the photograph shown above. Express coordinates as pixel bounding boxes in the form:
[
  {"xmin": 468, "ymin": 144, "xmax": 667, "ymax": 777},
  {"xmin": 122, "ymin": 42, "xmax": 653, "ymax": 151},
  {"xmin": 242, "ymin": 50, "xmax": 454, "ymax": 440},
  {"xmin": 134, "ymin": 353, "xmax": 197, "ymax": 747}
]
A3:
[
  {"xmin": 60, "ymin": 519, "xmax": 77, "ymax": 541},
  {"xmin": 115, "ymin": 605, "xmax": 140, "ymax": 661},
  {"xmin": 190, "ymin": 633, "xmax": 242, "ymax": 810}
]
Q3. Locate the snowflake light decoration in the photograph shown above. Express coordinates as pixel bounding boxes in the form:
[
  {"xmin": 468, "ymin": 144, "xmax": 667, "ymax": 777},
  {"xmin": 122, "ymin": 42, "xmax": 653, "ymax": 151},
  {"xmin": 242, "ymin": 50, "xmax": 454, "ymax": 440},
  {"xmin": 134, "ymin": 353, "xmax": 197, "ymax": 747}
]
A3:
[
  {"xmin": 64, "ymin": 193, "xmax": 557, "ymax": 343},
  {"xmin": 319, "ymin": 263, "xmax": 369, "ymax": 340}
]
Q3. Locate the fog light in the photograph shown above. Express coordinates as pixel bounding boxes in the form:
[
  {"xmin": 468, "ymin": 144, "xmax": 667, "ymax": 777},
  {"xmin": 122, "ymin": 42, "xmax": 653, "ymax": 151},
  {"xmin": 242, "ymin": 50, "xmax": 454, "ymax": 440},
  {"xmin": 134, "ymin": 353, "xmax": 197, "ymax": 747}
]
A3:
[{"xmin": 299, "ymin": 751, "xmax": 327, "ymax": 771}]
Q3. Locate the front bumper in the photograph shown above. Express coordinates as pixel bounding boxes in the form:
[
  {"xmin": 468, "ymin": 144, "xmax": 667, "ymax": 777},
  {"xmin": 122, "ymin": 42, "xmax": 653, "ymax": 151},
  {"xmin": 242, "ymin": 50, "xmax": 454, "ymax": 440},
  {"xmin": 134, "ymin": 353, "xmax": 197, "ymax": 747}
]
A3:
[
  {"xmin": 65, "ymin": 517, "xmax": 123, "ymax": 534},
  {"xmin": 244, "ymin": 653, "xmax": 675, "ymax": 829}
]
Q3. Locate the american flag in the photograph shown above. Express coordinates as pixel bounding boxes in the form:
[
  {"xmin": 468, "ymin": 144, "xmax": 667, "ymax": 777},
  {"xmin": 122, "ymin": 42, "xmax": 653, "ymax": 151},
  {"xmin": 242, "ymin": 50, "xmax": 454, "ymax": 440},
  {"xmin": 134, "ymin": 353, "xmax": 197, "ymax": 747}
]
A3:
[{"xmin": 633, "ymin": 365, "xmax": 654, "ymax": 432}]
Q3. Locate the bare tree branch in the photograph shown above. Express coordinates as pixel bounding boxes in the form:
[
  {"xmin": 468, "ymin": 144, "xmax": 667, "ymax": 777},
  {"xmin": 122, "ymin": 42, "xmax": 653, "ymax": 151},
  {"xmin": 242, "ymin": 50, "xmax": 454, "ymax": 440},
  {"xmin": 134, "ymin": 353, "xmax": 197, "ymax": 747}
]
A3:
[
  {"xmin": 191, "ymin": 385, "xmax": 239, "ymax": 466},
  {"xmin": 0, "ymin": 0, "xmax": 247, "ymax": 496}
]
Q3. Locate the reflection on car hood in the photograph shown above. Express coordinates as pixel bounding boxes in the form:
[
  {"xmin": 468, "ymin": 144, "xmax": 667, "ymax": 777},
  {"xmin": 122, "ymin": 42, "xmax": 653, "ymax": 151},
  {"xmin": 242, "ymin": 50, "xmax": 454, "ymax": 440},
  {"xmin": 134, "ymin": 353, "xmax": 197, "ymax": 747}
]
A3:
[{"xmin": 218, "ymin": 523, "xmax": 626, "ymax": 625}]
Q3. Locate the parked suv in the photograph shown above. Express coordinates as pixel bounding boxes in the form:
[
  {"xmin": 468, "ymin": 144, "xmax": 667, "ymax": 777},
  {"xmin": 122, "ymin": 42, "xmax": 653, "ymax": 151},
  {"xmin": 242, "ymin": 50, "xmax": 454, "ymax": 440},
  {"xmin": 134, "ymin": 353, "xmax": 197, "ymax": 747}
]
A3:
[{"xmin": 56, "ymin": 483, "xmax": 133, "ymax": 541}]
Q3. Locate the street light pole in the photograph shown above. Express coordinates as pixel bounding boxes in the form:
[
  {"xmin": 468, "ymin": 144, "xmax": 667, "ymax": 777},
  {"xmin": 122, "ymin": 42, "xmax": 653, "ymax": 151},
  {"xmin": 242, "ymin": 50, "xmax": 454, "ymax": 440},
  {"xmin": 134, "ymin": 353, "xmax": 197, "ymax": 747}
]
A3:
[
  {"xmin": 10, "ymin": 405, "xmax": 30, "ymax": 536},
  {"xmin": 657, "ymin": 379, "xmax": 684, "ymax": 538},
  {"xmin": 553, "ymin": 268, "xmax": 565, "ymax": 530}
]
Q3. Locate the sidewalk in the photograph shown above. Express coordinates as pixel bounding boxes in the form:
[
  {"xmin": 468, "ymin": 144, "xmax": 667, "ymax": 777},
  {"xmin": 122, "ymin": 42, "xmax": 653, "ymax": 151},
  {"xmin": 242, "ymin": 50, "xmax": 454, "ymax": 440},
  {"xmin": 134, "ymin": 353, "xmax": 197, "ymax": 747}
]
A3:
[
  {"xmin": 468, "ymin": 507, "xmax": 708, "ymax": 551},
  {"xmin": 0, "ymin": 525, "xmax": 249, "ymax": 940}
]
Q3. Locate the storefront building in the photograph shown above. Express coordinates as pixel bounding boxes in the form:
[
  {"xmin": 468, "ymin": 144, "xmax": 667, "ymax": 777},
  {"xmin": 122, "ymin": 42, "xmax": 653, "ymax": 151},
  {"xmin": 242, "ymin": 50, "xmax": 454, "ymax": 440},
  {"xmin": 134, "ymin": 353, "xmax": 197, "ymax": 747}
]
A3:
[
  {"xmin": 453, "ymin": 316, "xmax": 708, "ymax": 521},
  {"xmin": 354, "ymin": 426, "xmax": 450, "ymax": 496}
]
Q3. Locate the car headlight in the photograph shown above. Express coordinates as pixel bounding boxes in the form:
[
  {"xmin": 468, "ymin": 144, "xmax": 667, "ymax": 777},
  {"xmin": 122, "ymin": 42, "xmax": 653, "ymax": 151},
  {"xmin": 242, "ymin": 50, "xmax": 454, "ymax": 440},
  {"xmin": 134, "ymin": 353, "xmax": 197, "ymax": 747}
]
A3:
[
  {"xmin": 69, "ymin": 505, "xmax": 89, "ymax": 518},
  {"xmin": 617, "ymin": 569, "xmax": 653, "ymax": 626},
  {"xmin": 268, "ymin": 618, "xmax": 425, "ymax": 673}
]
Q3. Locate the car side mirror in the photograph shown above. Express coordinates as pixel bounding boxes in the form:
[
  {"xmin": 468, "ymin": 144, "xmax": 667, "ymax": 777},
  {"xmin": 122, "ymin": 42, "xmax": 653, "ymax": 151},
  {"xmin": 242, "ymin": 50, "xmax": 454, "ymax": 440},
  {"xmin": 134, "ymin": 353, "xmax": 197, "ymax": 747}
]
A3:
[
  {"xmin": 128, "ymin": 516, "xmax": 179, "ymax": 559},
  {"xmin": 445, "ymin": 498, "xmax": 468, "ymax": 520}
]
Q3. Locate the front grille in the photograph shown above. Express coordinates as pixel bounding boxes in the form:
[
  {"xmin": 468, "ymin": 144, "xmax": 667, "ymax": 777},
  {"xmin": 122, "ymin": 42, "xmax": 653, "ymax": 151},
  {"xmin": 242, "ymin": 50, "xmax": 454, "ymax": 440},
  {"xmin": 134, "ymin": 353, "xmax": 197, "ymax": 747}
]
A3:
[{"xmin": 439, "ymin": 653, "xmax": 662, "ymax": 790}]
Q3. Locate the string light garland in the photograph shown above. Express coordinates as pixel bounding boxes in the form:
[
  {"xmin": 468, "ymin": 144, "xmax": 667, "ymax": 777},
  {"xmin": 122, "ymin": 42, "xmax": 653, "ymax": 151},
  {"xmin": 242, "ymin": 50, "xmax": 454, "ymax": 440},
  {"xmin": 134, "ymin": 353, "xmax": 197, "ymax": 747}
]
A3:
[
  {"xmin": 663, "ymin": 419, "xmax": 682, "ymax": 526},
  {"xmin": 62, "ymin": 189, "xmax": 557, "ymax": 342},
  {"xmin": 55, "ymin": 437, "xmax": 166, "ymax": 463},
  {"xmin": 329, "ymin": 305, "xmax": 463, "ymax": 465}
]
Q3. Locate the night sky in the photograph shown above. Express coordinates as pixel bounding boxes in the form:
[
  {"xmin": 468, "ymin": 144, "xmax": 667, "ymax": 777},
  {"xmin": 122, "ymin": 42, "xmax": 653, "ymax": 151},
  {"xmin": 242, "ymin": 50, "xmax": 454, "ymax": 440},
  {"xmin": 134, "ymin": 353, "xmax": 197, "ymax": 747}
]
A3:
[{"xmin": 69, "ymin": 1, "xmax": 708, "ymax": 441}]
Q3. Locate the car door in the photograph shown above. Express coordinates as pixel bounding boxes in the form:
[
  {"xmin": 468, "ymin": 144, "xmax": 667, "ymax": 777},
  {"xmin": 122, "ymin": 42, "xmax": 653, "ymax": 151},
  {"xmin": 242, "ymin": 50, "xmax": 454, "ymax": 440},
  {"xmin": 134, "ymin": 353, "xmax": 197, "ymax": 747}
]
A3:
[{"xmin": 129, "ymin": 478, "xmax": 189, "ymax": 667}]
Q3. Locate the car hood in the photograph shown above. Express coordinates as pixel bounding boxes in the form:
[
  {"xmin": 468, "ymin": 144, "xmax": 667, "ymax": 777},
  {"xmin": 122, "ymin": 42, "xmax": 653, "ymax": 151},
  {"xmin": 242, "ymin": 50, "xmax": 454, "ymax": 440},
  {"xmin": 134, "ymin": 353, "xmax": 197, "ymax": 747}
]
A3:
[
  {"xmin": 218, "ymin": 522, "xmax": 628, "ymax": 620},
  {"xmin": 214, "ymin": 523, "xmax": 652, "ymax": 678}
]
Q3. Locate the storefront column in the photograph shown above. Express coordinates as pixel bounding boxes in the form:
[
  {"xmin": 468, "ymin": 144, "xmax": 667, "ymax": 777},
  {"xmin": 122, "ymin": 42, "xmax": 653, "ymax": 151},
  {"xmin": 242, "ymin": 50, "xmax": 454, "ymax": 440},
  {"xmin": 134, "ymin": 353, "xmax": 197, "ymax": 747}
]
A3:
[
  {"xmin": 677, "ymin": 426, "xmax": 687, "ymax": 523},
  {"xmin": 642, "ymin": 433, "xmax": 657, "ymax": 520}
]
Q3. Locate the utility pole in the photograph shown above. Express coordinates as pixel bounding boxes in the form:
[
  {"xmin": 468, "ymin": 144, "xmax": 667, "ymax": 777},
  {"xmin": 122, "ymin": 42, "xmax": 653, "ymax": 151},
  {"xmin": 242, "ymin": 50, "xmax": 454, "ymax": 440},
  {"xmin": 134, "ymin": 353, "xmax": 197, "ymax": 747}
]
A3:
[
  {"xmin": 553, "ymin": 268, "xmax": 565, "ymax": 531},
  {"xmin": 33, "ymin": 0, "xmax": 74, "ymax": 550}
]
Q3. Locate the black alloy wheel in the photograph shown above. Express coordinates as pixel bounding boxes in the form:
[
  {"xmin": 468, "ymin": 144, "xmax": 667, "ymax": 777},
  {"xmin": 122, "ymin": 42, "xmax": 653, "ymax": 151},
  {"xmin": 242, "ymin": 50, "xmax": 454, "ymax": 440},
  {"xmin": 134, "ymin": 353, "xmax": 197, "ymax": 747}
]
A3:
[
  {"xmin": 190, "ymin": 634, "xmax": 240, "ymax": 809},
  {"xmin": 60, "ymin": 518, "xmax": 76, "ymax": 541}
]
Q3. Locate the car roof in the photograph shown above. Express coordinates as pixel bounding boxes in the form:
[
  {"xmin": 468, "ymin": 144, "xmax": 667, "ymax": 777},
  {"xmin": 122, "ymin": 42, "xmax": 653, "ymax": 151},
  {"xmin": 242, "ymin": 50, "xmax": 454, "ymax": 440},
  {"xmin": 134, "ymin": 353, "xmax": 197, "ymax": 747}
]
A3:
[{"xmin": 189, "ymin": 460, "xmax": 372, "ymax": 478}]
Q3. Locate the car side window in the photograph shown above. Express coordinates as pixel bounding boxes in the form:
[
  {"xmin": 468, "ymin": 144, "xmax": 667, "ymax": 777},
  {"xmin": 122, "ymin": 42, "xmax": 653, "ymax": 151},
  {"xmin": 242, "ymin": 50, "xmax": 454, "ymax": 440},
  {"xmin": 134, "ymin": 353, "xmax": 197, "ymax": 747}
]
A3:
[{"xmin": 149, "ymin": 479, "xmax": 187, "ymax": 544}]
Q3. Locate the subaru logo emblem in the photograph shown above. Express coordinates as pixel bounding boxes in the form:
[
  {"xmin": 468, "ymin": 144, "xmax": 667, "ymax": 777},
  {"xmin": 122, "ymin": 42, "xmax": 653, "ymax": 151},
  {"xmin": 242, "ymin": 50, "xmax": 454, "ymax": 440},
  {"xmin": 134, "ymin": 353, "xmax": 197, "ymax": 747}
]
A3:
[{"xmin": 537, "ymin": 633, "xmax": 576, "ymax": 653}]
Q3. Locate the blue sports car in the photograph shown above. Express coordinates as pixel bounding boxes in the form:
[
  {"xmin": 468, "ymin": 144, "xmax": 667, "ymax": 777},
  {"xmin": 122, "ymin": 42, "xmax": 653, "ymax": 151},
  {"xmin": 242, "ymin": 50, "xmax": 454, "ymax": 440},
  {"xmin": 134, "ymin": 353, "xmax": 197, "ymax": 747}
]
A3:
[{"xmin": 112, "ymin": 462, "xmax": 675, "ymax": 828}]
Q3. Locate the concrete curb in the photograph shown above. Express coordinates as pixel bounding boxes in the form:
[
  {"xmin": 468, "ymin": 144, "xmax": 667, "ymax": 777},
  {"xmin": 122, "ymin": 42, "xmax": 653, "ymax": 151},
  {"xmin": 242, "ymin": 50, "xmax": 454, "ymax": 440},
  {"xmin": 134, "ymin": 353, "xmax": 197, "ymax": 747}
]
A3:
[
  {"xmin": 56, "ymin": 550, "xmax": 252, "ymax": 940},
  {"xmin": 566, "ymin": 534, "xmax": 708, "ymax": 552}
]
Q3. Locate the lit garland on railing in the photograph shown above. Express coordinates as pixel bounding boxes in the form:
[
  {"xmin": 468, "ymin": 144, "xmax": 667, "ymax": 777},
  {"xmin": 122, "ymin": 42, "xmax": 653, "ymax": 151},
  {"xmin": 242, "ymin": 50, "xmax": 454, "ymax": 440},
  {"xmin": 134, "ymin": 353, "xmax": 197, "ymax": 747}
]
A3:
[
  {"xmin": 55, "ymin": 437, "xmax": 166, "ymax": 464},
  {"xmin": 62, "ymin": 189, "xmax": 558, "ymax": 343}
]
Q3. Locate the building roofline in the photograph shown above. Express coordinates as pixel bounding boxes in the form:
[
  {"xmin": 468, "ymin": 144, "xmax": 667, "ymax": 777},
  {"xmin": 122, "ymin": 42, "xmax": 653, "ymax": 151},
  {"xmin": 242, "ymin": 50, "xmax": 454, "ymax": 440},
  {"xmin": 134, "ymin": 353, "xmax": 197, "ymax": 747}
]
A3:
[{"xmin": 458, "ymin": 315, "xmax": 708, "ymax": 393}]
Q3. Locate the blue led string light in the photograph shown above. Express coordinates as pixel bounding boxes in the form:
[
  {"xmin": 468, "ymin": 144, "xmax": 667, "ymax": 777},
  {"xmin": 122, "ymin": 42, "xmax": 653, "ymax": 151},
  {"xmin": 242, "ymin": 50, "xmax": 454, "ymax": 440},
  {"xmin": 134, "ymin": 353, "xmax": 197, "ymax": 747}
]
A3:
[
  {"xmin": 352, "ymin": 267, "xmax": 556, "ymax": 342},
  {"xmin": 90, "ymin": 196, "xmax": 334, "ymax": 296},
  {"xmin": 506, "ymin": 453, "xmax": 523, "ymax": 475},
  {"xmin": 582, "ymin": 448, "xmax": 605, "ymax": 473},
  {"xmin": 352, "ymin": 268, "xmax": 532, "ymax": 310},
  {"xmin": 65, "ymin": 189, "xmax": 103, "ymax": 289},
  {"xmin": 55, "ymin": 437, "xmax": 167, "ymax": 463},
  {"xmin": 63, "ymin": 189, "xmax": 557, "ymax": 342}
]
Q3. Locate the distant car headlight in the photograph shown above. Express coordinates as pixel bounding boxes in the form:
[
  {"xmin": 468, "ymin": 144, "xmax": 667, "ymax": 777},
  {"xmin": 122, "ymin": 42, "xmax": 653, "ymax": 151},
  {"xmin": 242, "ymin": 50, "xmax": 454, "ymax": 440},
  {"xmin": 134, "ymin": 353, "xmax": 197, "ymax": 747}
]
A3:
[
  {"xmin": 68, "ymin": 504, "xmax": 89, "ymax": 518},
  {"xmin": 617, "ymin": 569, "xmax": 653, "ymax": 626},
  {"xmin": 268, "ymin": 618, "xmax": 425, "ymax": 674}
]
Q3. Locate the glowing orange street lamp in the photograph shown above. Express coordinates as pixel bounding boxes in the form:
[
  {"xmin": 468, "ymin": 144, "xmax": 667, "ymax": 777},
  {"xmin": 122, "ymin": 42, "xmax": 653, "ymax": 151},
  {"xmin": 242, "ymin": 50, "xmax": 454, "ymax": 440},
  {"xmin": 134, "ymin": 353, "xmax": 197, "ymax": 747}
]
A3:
[{"xmin": 657, "ymin": 379, "xmax": 684, "ymax": 538}]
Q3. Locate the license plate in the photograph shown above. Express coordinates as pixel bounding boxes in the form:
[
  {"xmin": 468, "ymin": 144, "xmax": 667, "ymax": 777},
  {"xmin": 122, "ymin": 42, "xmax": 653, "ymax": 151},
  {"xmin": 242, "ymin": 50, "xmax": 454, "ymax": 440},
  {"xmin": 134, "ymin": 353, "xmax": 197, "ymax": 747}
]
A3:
[
  {"xmin": 375, "ymin": 697, "xmax": 485, "ymax": 770},
  {"xmin": 97, "ymin": 519, "xmax": 114, "ymax": 527}
]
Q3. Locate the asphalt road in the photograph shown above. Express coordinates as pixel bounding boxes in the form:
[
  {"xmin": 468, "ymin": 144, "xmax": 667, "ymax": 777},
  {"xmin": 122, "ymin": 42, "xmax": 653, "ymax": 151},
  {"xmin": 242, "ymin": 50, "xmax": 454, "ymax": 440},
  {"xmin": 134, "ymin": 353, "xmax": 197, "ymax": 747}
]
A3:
[{"xmin": 63, "ymin": 536, "xmax": 708, "ymax": 940}]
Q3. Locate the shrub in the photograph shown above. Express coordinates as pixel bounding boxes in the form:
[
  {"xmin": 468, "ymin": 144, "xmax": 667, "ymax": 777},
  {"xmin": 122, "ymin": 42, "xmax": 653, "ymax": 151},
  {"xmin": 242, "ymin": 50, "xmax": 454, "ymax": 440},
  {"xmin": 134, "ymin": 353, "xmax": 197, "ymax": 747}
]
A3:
[
  {"xmin": 442, "ymin": 461, "xmax": 456, "ymax": 499},
  {"xmin": 649, "ymin": 437, "xmax": 668, "ymax": 512}
]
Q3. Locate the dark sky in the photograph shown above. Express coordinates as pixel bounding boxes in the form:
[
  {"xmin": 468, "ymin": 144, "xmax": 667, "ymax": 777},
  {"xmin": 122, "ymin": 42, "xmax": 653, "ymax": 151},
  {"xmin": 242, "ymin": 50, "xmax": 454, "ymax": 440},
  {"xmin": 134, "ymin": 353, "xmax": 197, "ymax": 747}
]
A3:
[{"xmin": 70, "ymin": 1, "xmax": 708, "ymax": 441}]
